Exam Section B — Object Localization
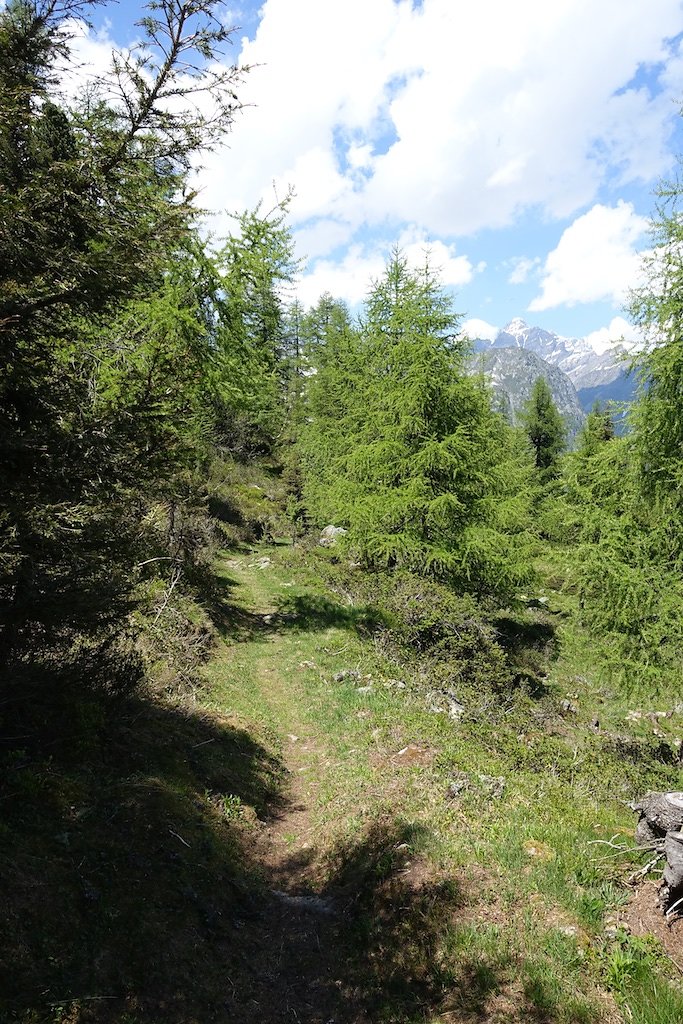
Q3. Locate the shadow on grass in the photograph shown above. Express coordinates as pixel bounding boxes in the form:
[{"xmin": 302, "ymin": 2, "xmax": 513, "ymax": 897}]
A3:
[
  {"xmin": 0, "ymin": 682, "xmax": 287, "ymax": 1024},
  {"xmin": 220, "ymin": 818, "xmax": 598, "ymax": 1024},
  {"xmin": 493, "ymin": 614, "xmax": 558, "ymax": 659},
  {"xmin": 0, "ymin": 680, "xmax": 596, "ymax": 1024},
  {"xmin": 205, "ymin": 589, "xmax": 386, "ymax": 644}
]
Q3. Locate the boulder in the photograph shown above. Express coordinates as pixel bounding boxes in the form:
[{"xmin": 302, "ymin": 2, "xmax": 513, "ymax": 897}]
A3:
[
  {"xmin": 632, "ymin": 792, "xmax": 683, "ymax": 912},
  {"xmin": 319, "ymin": 525, "xmax": 347, "ymax": 547}
]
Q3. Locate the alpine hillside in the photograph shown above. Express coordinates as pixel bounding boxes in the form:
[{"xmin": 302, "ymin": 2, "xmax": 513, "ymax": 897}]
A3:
[{"xmin": 469, "ymin": 347, "xmax": 586, "ymax": 442}]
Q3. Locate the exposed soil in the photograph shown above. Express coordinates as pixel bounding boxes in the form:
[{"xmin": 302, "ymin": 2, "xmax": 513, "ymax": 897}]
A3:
[{"xmin": 621, "ymin": 881, "xmax": 683, "ymax": 968}]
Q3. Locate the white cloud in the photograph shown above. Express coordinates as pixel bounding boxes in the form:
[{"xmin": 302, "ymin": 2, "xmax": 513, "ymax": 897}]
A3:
[
  {"xmin": 296, "ymin": 232, "xmax": 478, "ymax": 308},
  {"xmin": 398, "ymin": 231, "xmax": 479, "ymax": 288},
  {"xmin": 293, "ymin": 219, "xmax": 354, "ymax": 261},
  {"xmin": 296, "ymin": 246, "xmax": 387, "ymax": 308},
  {"xmin": 528, "ymin": 201, "xmax": 649, "ymax": 311},
  {"xmin": 54, "ymin": 1, "xmax": 683, "ymax": 333},
  {"xmin": 55, "ymin": 20, "xmax": 116, "ymax": 99},
  {"xmin": 507, "ymin": 256, "xmax": 541, "ymax": 285},
  {"xmin": 191, "ymin": 0, "xmax": 683, "ymax": 248},
  {"xmin": 584, "ymin": 316, "xmax": 644, "ymax": 354},
  {"xmin": 61, "ymin": 2, "xmax": 683, "ymax": 266},
  {"xmin": 461, "ymin": 317, "xmax": 499, "ymax": 341}
]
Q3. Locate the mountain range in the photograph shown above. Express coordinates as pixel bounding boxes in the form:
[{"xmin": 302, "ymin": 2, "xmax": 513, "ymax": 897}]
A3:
[
  {"xmin": 470, "ymin": 346, "xmax": 586, "ymax": 442},
  {"xmin": 469, "ymin": 317, "xmax": 636, "ymax": 412}
]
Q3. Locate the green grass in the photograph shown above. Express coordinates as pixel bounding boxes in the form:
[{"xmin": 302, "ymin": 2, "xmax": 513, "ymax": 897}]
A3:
[{"xmin": 4, "ymin": 536, "xmax": 683, "ymax": 1022}]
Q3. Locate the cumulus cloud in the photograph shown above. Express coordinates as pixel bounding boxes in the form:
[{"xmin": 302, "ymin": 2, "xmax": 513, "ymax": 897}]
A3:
[
  {"xmin": 398, "ymin": 231, "xmax": 480, "ymax": 287},
  {"xmin": 296, "ymin": 246, "xmax": 387, "ymax": 308},
  {"xmin": 507, "ymin": 256, "xmax": 541, "ymax": 285},
  {"xmin": 296, "ymin": 233, "xmax": 478, "ymax": 309},
  {"xmin": 584, "ymin": 316, "xmax": 644, "ymax": 354},
  {"xmin": 193, "ymin": 0, "xmax": 683, "ymax": 246},
  {"xmin": 461, "ymin": 318, "xmax": 499, "ymax": 342},
  {"xmin": 528, "ymin": 201, "xmax": 649, "ymax": 311},
  {"xmin": 61, "ymin": 2, "xmax": 683, "ymax": 257}
]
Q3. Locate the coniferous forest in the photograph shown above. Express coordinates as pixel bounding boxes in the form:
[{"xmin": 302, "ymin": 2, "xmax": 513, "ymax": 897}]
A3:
[{"xmin": 3, "ymin": 2, "xmax": 683, "ymax": 1023}]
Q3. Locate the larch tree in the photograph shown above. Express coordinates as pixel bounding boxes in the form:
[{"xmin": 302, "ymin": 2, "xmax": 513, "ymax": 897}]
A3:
[
  {"xmin": 300, "ymin": 251, "xmax": 534, "ymax": 596},
  {"xmin": 521, "ymin": 377, "xmax": 566, "ymax": 481}
]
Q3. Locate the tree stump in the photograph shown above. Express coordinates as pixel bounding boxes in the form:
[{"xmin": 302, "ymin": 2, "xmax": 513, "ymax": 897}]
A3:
[{"xmin": 633, "ymin": 792, "xmax": 683, "ymax": 911}]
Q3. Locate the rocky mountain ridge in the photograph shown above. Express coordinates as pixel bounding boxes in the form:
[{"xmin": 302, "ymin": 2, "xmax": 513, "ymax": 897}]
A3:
[
  {"xmin": 469, "ymin": 346, "xmax": 585, "ymax": 443},
  {"xmin": 470, "ymin": 317, "xmax": 635, "ymax": 410}
]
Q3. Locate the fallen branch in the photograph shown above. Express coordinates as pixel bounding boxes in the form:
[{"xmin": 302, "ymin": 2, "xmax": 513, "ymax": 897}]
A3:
[
  {"xmin": 627, "ymin": 853, "xmax": 665, "ymax": 885},
  {"xmin": 666, "ymin": 894, "xmax": 683, "ymax": 917},
  {"xmin": 153, "ymin": 567, "xmax": 181, "ymax": 623},
  {"xmin": 587, "ymin": 834, "xmax": 627, "ymax": 850},
  {"xmin": 596, "ymin": 842, "xmax": 664, "ymax": 862}
]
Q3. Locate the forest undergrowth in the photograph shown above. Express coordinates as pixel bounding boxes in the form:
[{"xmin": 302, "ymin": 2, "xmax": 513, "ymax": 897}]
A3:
[{"xmin": 4, "ymin": 519, "xmax": 683, "ymax": 1024}]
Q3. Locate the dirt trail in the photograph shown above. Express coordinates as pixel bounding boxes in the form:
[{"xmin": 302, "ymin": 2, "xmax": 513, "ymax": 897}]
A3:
[{"xmin": 217, "ymin": 554, "xmax": 372, "ymax": 1024}]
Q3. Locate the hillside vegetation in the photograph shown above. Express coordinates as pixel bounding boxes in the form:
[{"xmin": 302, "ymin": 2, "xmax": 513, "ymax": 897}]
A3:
[{"xmin": 2, "ymin": 2, "xmax": 683, "ymax": 1023}]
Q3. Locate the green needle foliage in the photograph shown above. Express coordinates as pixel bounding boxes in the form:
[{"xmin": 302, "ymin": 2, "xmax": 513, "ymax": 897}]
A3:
[
  {"xmin": 0, "ymin": 0, "xmax": 248, "ymax": 686},
  {"xmin": 301, "ymin": 251, "xmax": 535, "ymax": 598},
  {"xmin": 521, "ymin": 376, "xmax": 566, "ymax": 482}
]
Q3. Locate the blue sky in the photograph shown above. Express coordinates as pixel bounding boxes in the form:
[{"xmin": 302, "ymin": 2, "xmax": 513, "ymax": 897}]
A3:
[{"xmin": 80, "ymin": 0, "xmax": 683, "ymax": 348}]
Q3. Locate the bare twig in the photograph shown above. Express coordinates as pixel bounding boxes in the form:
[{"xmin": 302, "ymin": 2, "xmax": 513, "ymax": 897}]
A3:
[
  {"xmin": 168, "ymin": 827, "xmax": 191, "ymax": 848},
  {"xmin": 627, "ymin": 853, "xmax": 665, "ymax": 885},
  {"xmin": 153, "ymin": 567, "xmax": 181, "ymax": 623},
  {"xmin": 666, "ymin": 894, "xmax": 683, "ymax": 917},
  {"xmin": 596, "ymin": 842, "xmax": 664, "ymax": 862},
  {"xmin": 587, "ymin": 834, "xmax": 627, "ymax": 850}
]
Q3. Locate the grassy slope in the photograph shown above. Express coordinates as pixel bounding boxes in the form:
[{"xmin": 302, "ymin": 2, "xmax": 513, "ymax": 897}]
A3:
[{"xmin": 3, "ymin": 540, "xmax": 683, "ymax": 1023}]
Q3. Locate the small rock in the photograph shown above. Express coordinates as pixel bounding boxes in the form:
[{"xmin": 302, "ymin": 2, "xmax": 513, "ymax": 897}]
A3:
[
  {"xmin": 479, "ymin": 774, "xmax": 505, "ymax": 799},
  {"xmin": 356, "ymin": 685, "xmax": 373, "ymax": 694},
  {"xmin": 299, "ymin": 661, "xmax": 317, "ymax": 670},
  {"xmin": 446, "ymin": 773, "xmax": 472, "ymax": 799},
  {"xmin": 561, "ymin": 699, "xmax": 578, "ymax": 715},
  {"xmin": 448, "ymin": 700, "xmax": 465, "ymax": 721},
  {"xmin": 333, "ymin": 669, "xmax": 360, "ymax": 683}
]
